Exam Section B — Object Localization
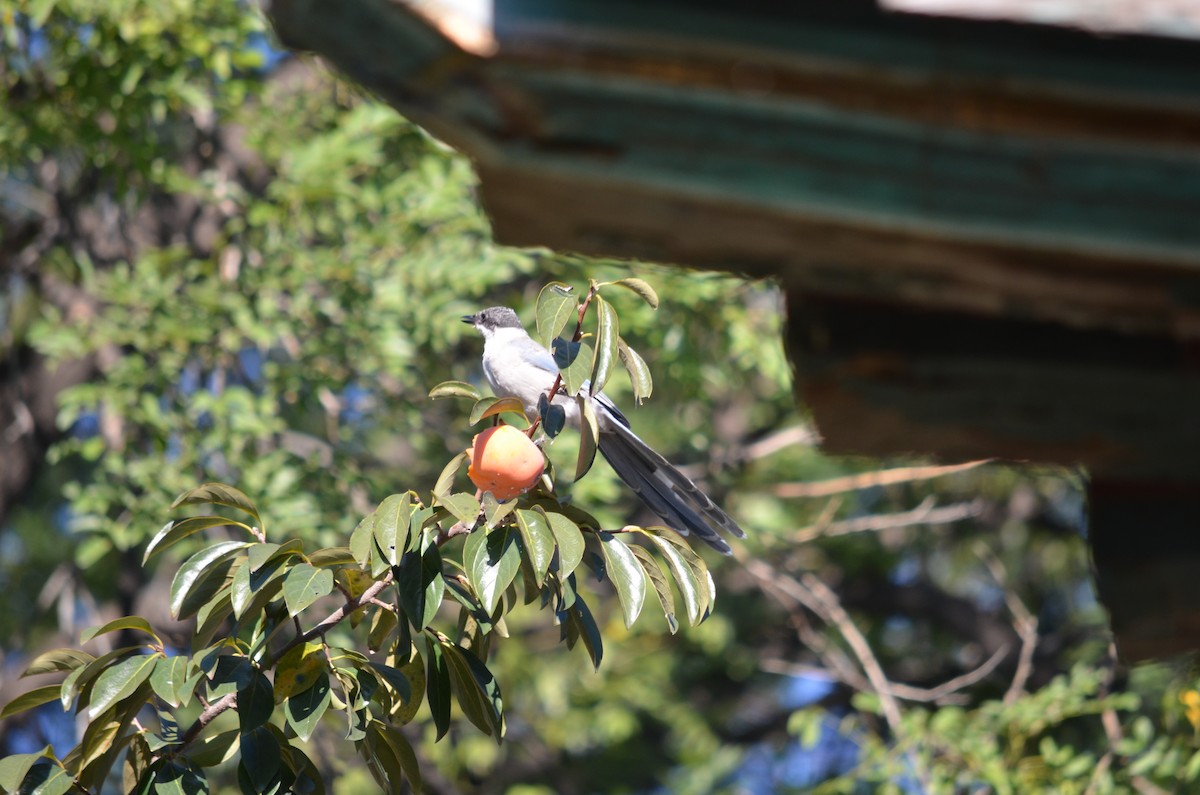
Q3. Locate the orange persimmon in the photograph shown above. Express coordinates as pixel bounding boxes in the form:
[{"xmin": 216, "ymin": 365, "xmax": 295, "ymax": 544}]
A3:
[{"xmin": 467, "ymin": 425, "xmax": 544, "ymax": 500}]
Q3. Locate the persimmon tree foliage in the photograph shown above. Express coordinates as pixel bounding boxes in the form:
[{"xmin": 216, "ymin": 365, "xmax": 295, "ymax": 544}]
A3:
[{"xmin": 0, "ymin": 280, "xmax": 720, "ymax": 795}]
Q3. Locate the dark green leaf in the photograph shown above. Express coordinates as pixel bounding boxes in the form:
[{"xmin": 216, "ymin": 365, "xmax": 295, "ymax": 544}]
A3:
[
  {"xmin": 598, "ymin": 533, "xmax": 648, "ymax": 628},
  {"xmin": 238, "ymin": 669, "xmax": 275, "ymax": 731},
  {"xmin": 469, "ymin": 396, "xmax": 527, "ymax": 425},
  {"xmin": 590, "ymin": 295, "xmax": 619, "ymax": 393},
  {"xmin": 607, "ymin": 277, "xmax": 660, "ymax": 308},
  {"xmin": 283, "ymin": 672, "xmax": 331, "ymax": 742},
  {"xmin": 88, "ymin": 653, "xmax": 159, "ymax": 720},
  {"xmin": 540, "ymin": 507, "xmax": 585, "ymax": 578},
  {"xmin": 575, "ymin": 395, "xmax": 600, "ymax": 480},
  {"xmin": 539, "ymin": 396, "xmax": 566, "ymax": 438},
  {"xmin": 629, "ymin": 544, "xmax": 678, "ymax": 634},
  {"xmin": 367, "ymin": 663, "xmax": 413, "ymax": 703},
  {"xmin": 373, "ymin": 722, "xmax": 422, "ymax": 795},
  {"xmin": 207, "ymin": 655, "xmax": 256, "ymax": 698},
  {"xmin": 425, "ymin": 640, "xmax": 451, "ymax": 740},
  {"xmin": 22, "ymin": 649, "xmax": 93, "ymax": 677},
  {"xmin": 535, "ymin": 281, "xmax": 577, "ymax": 348},
  {"xmin": 144, "ymin": 516, "xmax": 250, "ymax": 564},
  {"xmin": 81, "ymin": 615, "xmax": 160, "ymax": 645},
  {"xmin": 0, "ymin": 685, "xmax": 62, "ymax": 719},
  {"xmin": 239, "ymin": 726, "xmax": 281, "ymax": 793},
  {"xmin": 428, "ymin": 380, "xmax": 481, "ymax": 401},
  {"xmin": 150, "ymin": 760, "xmax": 207, "ymax": 795},
  {"xmin": 185, "ymin": 729, "xmax": 239, "ymax": 768},
  {"xmin": 170, "ymin": 483, "xmax": 261, "ymax": 527},
  {"xmin": 618, "ymin": 338, "xmax": 653, "ymax": 404},
  {"xmin": 368, "ymin": 606, "xmax": 398, "ymax": 653},
  {"xmin": 569, "ymin": 596, "xmax": 603, "ymax": 670},
  {"xmin": 396, "ymin": 545, "xmax": 444, "ymax": 631},
  {"xmin": 442, "ymin": 642, "xmax": 504, "ymax": 740},
  {"xmin": 515, "ymin": 509, "xmax": 555, "ymax": 585},
  {"xmin": 169, "ymin": 541, "xmax": 249, "ymax": 620},
  {"xmin": 231, "ymin": 555, "xmax": 288, "ymax": 620},
  {"xmin": 464, "ymin": 527, "xmax": 521, "ymax": 615},
  {"xmin": 60, "ymin": 646, "xmax": 142, "ymax": 710},
  {"xmin": 283, "ymin": 564, "xmax": 334, "ymax": 617}
]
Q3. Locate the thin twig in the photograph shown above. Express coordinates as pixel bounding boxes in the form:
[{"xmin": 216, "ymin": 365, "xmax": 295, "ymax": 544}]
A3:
[
  {"xmin": 793, "ymin": 498, "xmax": 983, "ymax": 545},
  {"xmin": 772, "ymin": 460, "xmax": 992, "ymax": 499},
  {"xmin": 974, "ymin": 543, "xmax": 1038, "ymax": 705}
]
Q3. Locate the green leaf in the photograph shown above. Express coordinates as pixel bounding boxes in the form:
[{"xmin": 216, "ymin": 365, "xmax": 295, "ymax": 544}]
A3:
[
  {"xmin": 514, "ymin": 509, "xmax": 555, "ymax": 585},
  {"xmin": 428, "ymin": 380, "xmax": 481, "ymax": 401},
  {"xmin": 464, "ymin": 527, "xmax": 521, "ymax": 615},
  {"xmin": 425, "ymin": 640, "xmax": 452, "ymax": 740},
  {"xmin": 81, "ymin": 616, "xmax": 160, "ymax": 645},
  {"xmin": 441, "ymin": 642, "xmax": 504, "ymax": 740},
  {"xmin": 396, "ymin": 545, "xmax": 445, "ymax": 631},
  {"xmin": 239, "ymin": 726, "xmax": 281, "ymax": 793},
  {"xmin": 575, "ymin": 395, "xmax": 600, "ymax": 480},
  {"xmin": 15, "ymin": 759, "xmax": 74, "ymax": 795},
  {"xmin": 283, "ymin": 672, "xmax": 332, "ymax": 742},
  {"xmin": 370, "ymin": 721, "xmax": 423, "ymax": 794},
  {"xmin": 150, "ymin": 656, "xmax": 192, "ymax": 708},
  {"xmin": 169, "ymin": 541, "xmax": 249, "ymax": 620},
  {"xmin": 469, "ymin": 396, "xmax": 527, "ymax": 425},
  {"xmin": 373, "ymin": 493, "xmax": 414, "ymax": 566},
  {"xmin": 439, "ymin": 492, "xmax": 480, "ymax": 526},
  {"xmin": 308, "ymin": 546, "xmax": 356, "ymax": 568},
  {"xmin": 535, "ymin": 282, "xmax": 577, "ymax": 348},
  {"xmin": 540, "ymin": 507, "xmax": 585, "ymax": 578},
  {"xmin": 144, "ymin": 515, "xmax": 251, "ymax": 564},
  {"xmin": 590, "ymin": 295, "xmax": 619, "ymax": 393},
  {"xmin": 171, "ymin": 483, "xmax": 261, "ymax": 528},
  {"xmin": 433, "ymin": 452, "xmax": 467, "ymax": 500},
  {"xmin": 22, "ymin": 649, "xmax": 94, "ymax": 677},
  {"xmin": 618, "ymin": 338, "xmax": 653, "ymax": 404},
  {"xmin": 283, "ymin": 564, "xmax": 334, "ymax": 617},
  {"xmin": 0, "ymin": 685, "xmax": 63, "ymax": 719},
  {"xmin": 149, "ymin": 760, "xmax": 207, "ymax": 795},
  {"xmin": 349, "ymin": 510, "xmax": 377, "ymax": 568},
  {"xmin": 0, "ymin": 748, "xmax": 54, "ymax": 794},
  {"xmin": 238, "ymin": 669, "xmax": 275, "ymax": 731},
  {"xmin": 606, "ymin": 277, "xmax": 660, "ymax": 309},
  {"xmin": 59, "ymin": 646, "xmax": 141, "ymax": 710},
  {"xmin": 88, "ymin": 653, "xmax": 159, "ymax": 720},
  {"xmin": 482, "ymin": 491, "xmax": 518, "ymax": 529},
  {"xmin": 629, "ymin": 544, "xmax": 678, "ymax": 634},
  {"xmin": 598, "ymin": 533, "xmax": 648, "ymax": 628},
  {"xmin": 554, "ymin": 338, "xmax": 593, "ymax": 397},
  {"xmin": 366, "ymin": 663, "xmax": 412, "ymax": 703},
  {"xmin": 640, "ymin": 527, "xmax": 710, "ymax": 625},
  {"xmin": 184, "ymin": 728, "xmax": 238, "ymax": 768},
  {"xmin": 566, "ymin": 595, "xmax": 603, "ymax": 670},
  {"xmin": 247, "ymin": 539, "xmax": 303, "ymax": 573},
  {"xmin": 231, "ymin": 554, "xmax": 289, "ymax": 620}
]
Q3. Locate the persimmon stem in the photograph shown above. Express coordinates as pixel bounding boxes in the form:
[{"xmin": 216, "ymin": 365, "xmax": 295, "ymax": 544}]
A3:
[{"xmin": 528, "ymin": 283, "xmax": 599, "ymax": 438}]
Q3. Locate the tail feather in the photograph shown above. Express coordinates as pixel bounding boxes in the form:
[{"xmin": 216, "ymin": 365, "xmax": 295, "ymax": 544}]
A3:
[{"xmin": 598, "ymin": 423, "xmax": 744, "ymax": 555}]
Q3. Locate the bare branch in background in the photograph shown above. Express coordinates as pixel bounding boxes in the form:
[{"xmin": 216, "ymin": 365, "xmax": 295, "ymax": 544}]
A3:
[{"xmin": 772, "ymin": 459, "xmax": 992, "ymax": 498}]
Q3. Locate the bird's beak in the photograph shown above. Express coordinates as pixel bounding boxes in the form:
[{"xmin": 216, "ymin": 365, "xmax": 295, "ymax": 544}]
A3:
[{"xmin": 462, "ymin": 314, "xmax": 477, "ymax": 325}]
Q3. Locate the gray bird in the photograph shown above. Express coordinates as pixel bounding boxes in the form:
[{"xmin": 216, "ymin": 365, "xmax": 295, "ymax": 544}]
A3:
[{"xmin": 463, "ymin": 306, "xmax": 745, "ymax": 554}]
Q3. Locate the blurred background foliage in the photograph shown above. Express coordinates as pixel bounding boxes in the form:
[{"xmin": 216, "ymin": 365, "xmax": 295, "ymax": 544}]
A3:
[{"xmin": 3, "ymin": 1, "xmax": 1200, "ymax": 793}]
